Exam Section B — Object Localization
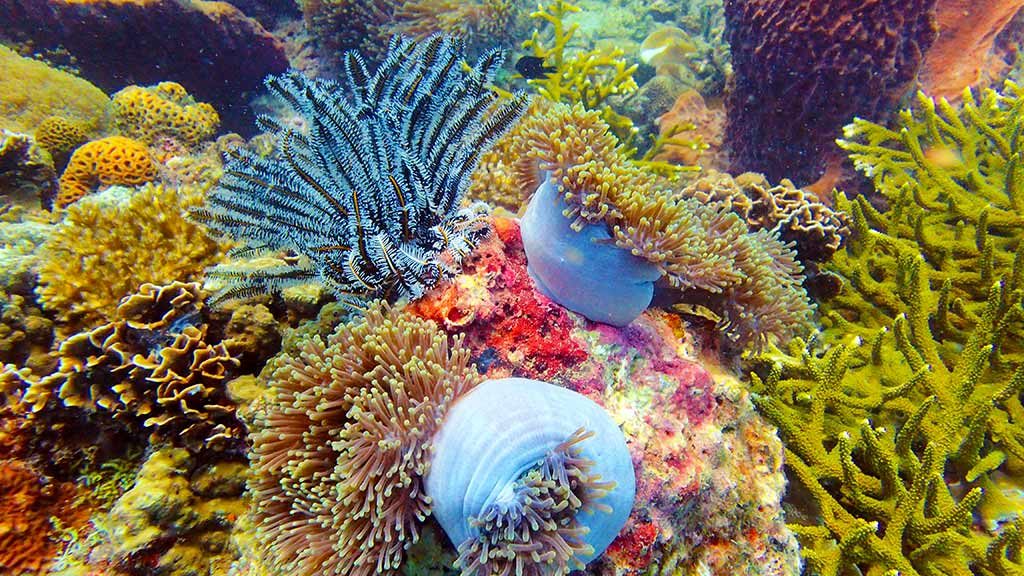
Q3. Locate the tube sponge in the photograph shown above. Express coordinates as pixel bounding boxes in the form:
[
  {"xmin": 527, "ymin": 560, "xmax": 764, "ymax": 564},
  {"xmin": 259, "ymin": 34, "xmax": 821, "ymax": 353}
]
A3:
[{"xmin": 521, "ymin": 176, "xmax": 662, "ymax": 326}]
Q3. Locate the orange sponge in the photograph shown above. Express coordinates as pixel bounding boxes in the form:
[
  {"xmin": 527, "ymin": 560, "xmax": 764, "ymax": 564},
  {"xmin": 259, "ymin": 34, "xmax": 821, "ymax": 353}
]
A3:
[
  {"xmin": 112, "ymin": 82, "xmax": 220, "ymax": 148},
  {"xmin": 57, "ymin": 136, "xmax": 156, "ymax": 207}
]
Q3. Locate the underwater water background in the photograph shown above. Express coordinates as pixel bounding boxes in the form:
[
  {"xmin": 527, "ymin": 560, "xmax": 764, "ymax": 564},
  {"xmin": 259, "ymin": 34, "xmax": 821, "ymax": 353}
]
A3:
[{"xmin": 0, "ymin": 0, "xmax": 1023, "ymax": 575}]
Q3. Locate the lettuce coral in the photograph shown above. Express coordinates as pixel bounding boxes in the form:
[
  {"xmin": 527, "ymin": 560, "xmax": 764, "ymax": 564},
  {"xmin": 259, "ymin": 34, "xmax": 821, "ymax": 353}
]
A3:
[
  {"xmin": 111, "ymin": 82, "xmax": 220, "ymax": 148},
  {"xmin": 13, "ymin": 282, "xmax": 243, "ymax": 453},
  {"xmin": 249, "ymin": 301, "xmax": 479, "ymax": 575},
  {"xmin": 56, "ymin": 136, "xmax": 157, "ymax": 207},
  {"xmin": 510, "ymin": 102, "xmax": 813, "ymax": 350},
  {"xmin": 36, "ymin": 183, "xmax": 226, "ymax": 330}
]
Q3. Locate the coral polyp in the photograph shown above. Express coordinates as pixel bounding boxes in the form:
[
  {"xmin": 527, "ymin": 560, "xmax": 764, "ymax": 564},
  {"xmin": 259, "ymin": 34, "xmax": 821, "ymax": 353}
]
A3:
[{"xmin": 194, "ymin": 35, "xmax": 528, "ymax": 304}]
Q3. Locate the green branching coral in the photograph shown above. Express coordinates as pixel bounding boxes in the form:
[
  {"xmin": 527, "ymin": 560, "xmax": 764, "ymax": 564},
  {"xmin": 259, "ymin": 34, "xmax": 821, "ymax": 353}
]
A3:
[
  {"xmin": 830, "ymin": 81, "xmax": 1024, "ymax": 364},
  {"xmin": 521, "ymin": 0, "xmax": 638, "ymax": 141},
  {"xmin": 750, "ymin": 81, "xmax": 1024, "ymax": 575},
  {"xmin": 752, "ymin": 255, "xmax": 1024, "ymax": 576}
]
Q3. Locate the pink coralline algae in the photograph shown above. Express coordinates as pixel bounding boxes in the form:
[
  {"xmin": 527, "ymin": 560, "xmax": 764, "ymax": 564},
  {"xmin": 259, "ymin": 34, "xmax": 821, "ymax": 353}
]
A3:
[{"xmin": 411, "ymin": 216, "xmax": 802, "ymax": 575}]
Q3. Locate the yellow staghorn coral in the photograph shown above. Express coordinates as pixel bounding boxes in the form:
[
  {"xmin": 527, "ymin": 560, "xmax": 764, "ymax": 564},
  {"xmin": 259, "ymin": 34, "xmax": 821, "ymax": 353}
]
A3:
[
  {"xmin": 249, "ymin": 301, "xmax": 480, "ymax": 576},
  {"xmin": 36, "ymin": 183, "xmax": 227, "ymax": 330},
  {"xmin": 504, "ymin": 102, "xmax": 814, "ymax": 351},
  {"xmin": 112, "ymin": 82, "xmax": 220, "ymax": 148},
  {"xmin": 12, "ymin": 282, "xmax": 244, "ymax": 453},
  {"xmin": 56, "ymin": 136, "xmax": 157, "ymax": 207},
  {"xmin": 521, "ymin": 0, "xmax": 638, "ymax": 140}
]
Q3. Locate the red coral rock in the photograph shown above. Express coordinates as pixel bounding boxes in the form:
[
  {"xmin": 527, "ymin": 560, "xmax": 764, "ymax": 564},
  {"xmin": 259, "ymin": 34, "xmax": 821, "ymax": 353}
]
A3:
[
  {"xmin": 723, "ymin": 0, "xmax": 938, "ymax": 185},
  {"xmin": 412, "ymin": 217, "xmax": 589, "ymax": 381},
  {"xmin": 0, "ymin": 0, "xmax": 288, "ymax": 134},
  {"xmin": 605, "ymin": 521, "xmax": 660, "ymax": 570}
]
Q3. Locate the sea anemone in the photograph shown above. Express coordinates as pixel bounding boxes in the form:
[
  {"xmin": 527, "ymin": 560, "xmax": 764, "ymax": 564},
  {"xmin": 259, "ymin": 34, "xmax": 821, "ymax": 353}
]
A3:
[
  {"xmin": 248, "ymin": 301, "xmax": 479, "ymax": 575},
  {"xmin": 426, "ymin": 377, "xmax": 636, "ymax": 575}
]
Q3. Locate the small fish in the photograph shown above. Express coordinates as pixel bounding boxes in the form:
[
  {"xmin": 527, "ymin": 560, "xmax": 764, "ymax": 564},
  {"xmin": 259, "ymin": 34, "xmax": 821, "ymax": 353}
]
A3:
[{"xmin": 516, "ymin": 55, "xmax": 556, "ymax": 80}]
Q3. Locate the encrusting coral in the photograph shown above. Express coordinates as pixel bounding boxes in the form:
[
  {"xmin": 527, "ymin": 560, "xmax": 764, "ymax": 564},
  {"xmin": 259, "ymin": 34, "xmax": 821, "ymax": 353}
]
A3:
[
  {"xmin": 0, "ymin": 44, "xmax": 111, "ymax": 136},
  {"xmin": 8, "ymin": 282, "xmax": 244, "ymax": 453},
  {"xmin": 194, "ymin": 35, "xmax": 526, "ymax": 305},
  {"xmin": 111, "ymin": 82, "xmax": 221, "ymax": 148},
  {"xmin": 56, "ymin": 136, "xmax": 157, "ymax": 207},
  {"xmin": 36, "ymin": 184, "xmax": 226, "ymax": 330},
  {"xmin": 248, "ymin": 300, "xmax": 480, "ymax": 575},
  {"xmin": 506, "ymin": 102, "xmax": 814, "ymax": 350}
]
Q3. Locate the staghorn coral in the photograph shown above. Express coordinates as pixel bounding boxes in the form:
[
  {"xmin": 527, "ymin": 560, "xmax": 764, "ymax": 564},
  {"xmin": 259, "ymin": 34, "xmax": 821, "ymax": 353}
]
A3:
[
  {"xmin": 112, "ymin": 82, "xmax": 221, "ymax": 148},
  {"xmin": 832, "ymin": 82, "xmax": 1024, "ymax": 353},
  {"xmin": 36, "ymin": 184, "xmax": 226, "ymax": 330},
  {"xmin": 56, "ymin": 136, "xmax": 156, "ymax": 207},
  {"xmin": 750, "ymin": 255, "xmax": 1024, "ymax": 576},
  {"xmin": 248, "ymin": 300, "xmax": 480, "ymax": 575},
  {"xmin": 520, "ymin": 0, "xmax": 638, "ymax": 140},
  {"xmin": 15, "ymin": 281, "xmax": 244, "ymax": 453},
  {"xmin": 0, "ymin": 44, "xmax": 111, "ymax": 136},
  {"xmin": 194, "ymin": 36, "xmax": 527, "ymax": 305},
  {"xmin": 507, "ymin": 102, "xmax": 813, "ymax": 350},
  {"xmin": 722, "ymin": 0, "xmax": 938, "ymax": 185}
]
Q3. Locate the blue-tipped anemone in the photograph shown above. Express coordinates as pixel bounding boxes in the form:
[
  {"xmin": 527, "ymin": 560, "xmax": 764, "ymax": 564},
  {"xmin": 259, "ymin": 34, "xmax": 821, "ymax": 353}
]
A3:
[
  {"xmin": 425, "ymin": 377, "xmax": 636, "ymax": 575},
  {"xmin": 520, "ymin": 176, "xmax": 662, "ymax": 326}
]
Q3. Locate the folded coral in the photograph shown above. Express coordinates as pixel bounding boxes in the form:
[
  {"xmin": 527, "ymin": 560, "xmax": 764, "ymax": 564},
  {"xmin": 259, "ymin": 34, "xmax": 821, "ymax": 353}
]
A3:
[{"xmin": 16, "ymin": 282, "xmax": 243, "ymax": 453}]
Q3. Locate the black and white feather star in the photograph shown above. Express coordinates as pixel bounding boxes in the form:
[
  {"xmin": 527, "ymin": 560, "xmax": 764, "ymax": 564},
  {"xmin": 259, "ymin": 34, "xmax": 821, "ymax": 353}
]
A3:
[{"xmin": 192, "ymin": 35, "xmax": 528, "ymax": 304}]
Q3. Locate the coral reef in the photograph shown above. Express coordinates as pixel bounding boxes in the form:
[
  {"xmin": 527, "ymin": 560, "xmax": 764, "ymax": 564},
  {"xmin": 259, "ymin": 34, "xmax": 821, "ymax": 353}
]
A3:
[
  {"xmin": 426, "ymin": 377, "xmax": 635, "ymax": 572},
  {"xmin": 722, "ymin": 0, "xmax": 938, "ymax": 184},
  {"xmin": 112, "ymin": 82, "xmax": 220, "ymax": 149},
  {"xmin": 0, "ymin": 0, "xmax": 288, "ymax": 133},
  {"xmin": 750, "ymin": 257, "xmax": 1024, "ymax": 575},
  {"xmin": 0, "ymin": 214, "xmax": 50, "ymax": 291},
  {"xmin": 249, "ymin": 301, "xmax": 480, "ymax": 575},
  {"xmin": 833, "ymin": 82, "xmax": 1024, "ymax": 348},
  {"xmin": 388, "ymin": 0, "xmax": 523, "ymax": 52},
  {"xmin": 0, "ymin": 44, "xmax": 111, "ymax": 136},
  {"xmin": 410, "ymin": 217, "xmax": 802, "ymax": 574},
  {"xmin": 507, "ymin": 102, "xmax": 813, "ymax": 350},
  {"xmin": 920, "ymin": 0, "xmax": 1024, "ymax": 100},
  {"xmin": 300, "ymin": 0, "xmax": 396, "ymax": 63},
  {"xmin": 13, "ymin": 282, "xmax": 244, "ymax": 453},
  {"xmin": 0, "ymin": 130, "xmax": 56, "ymax": 207},
  {"xmin": 61, "ymin": 448, "xmax": 250, "ymax": 575},
  {"xmin": 0, "ymin": 292, "xmax": 54, "ymax": 376},
  {"xmin": 56, "ymin": 136, "xmax": 156, "ymax": 207},
  {"xmin": 679, "ymin": 170, "xmax": 849, "ymax": 267},
  {"xmin": 520, "ymin": 0, "xmax": 639, "ymax": 139},
  {"xmin": 35, "ymin": 116, "xmax": 88, "ymax": 171},
  {"xmin": 194, "ymin": 36, "xmax": 527, "ymax": 304},
  {"xmin": 653, "ymin": 89, "xmax": 727, "ymax": 170},
  {"xmin": 36, "ymin": 184, "xmax": 226, "ymax": 329}
]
